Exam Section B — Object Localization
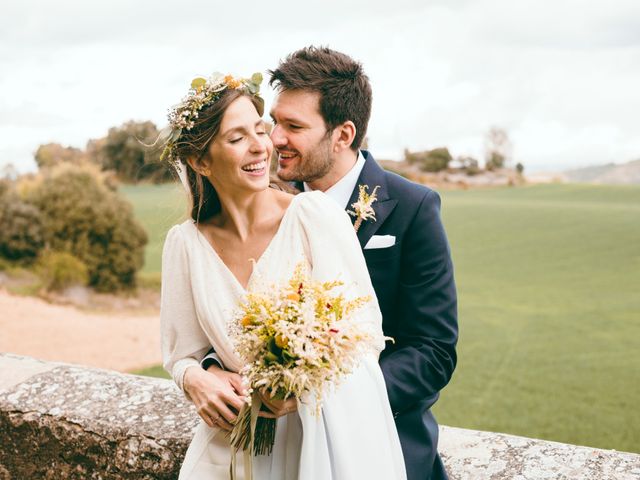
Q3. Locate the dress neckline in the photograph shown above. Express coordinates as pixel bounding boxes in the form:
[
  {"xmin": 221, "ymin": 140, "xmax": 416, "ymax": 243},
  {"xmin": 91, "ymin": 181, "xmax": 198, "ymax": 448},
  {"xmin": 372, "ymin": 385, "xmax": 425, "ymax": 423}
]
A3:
[{"xmin": 191, "ymin": 193, "xmax": 302, "ymax": 292}]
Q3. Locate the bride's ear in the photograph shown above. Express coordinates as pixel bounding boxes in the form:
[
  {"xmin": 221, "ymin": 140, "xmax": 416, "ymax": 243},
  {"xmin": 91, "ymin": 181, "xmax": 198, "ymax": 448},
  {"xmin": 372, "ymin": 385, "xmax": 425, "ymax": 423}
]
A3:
[{"xmin": 186, "ymin": 155, "xmax": 212, "ymax": 177}]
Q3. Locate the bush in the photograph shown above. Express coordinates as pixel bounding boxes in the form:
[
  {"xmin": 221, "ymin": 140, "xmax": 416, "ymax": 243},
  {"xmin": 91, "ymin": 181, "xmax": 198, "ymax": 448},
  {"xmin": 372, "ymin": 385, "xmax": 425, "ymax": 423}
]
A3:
[
  {"xmin": 0, "ymin": 178, "xmax": 11, "ymax": 198},
  {"xmin": 27, "ymin": 163, "xmax": 148, "ymax": 292},
  {"xmin": 0, "ymin": 193, "xmax": 45, "ymax": 264},
  {"xmin": 37, "ymin": 251, "xmax": 89, "ymax": 292},
  {"xmin": 457, "ymin": 156, "xmax": 481, "ymax": 175},
  {"xmin": 404, "ymin": 147, "xmax": 452, "ymax": 172},
  {"xmin": 0, "ymin": 256, "xmax": 12, "ymax": 271}
]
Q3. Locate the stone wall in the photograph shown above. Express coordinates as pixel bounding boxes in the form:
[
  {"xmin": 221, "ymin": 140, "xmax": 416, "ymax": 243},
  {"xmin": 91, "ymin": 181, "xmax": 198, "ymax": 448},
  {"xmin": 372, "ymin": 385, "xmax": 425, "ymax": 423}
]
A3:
[{"xmin": 1, "ymin": 353, "xmax": 639, "ymax": 479}]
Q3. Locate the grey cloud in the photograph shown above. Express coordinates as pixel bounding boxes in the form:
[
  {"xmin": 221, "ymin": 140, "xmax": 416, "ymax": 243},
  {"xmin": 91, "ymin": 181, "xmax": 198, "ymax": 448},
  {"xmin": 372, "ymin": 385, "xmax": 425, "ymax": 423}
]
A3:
[
  {"xmin": 463, "ymin": 0, "xmax": 640, "ymax": 49},
  {"xmin": 1, "ymin": 0, "xmax": 430, "ymax": 49}
]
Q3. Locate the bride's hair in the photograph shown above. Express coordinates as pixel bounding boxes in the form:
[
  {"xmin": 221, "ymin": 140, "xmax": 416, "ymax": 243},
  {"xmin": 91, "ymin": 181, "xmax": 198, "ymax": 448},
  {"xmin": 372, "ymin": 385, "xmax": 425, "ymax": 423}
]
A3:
[{"xmin": 172, "ymin": 89, "xmax": 264, "ymax": 223}]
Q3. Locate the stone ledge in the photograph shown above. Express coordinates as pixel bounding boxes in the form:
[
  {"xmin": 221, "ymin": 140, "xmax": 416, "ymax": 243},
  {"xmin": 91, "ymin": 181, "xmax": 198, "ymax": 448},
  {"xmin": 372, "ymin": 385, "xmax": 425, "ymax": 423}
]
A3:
[
  {"xmin": 439, "ymin": 426, "xmax": 640, "ymax": 480},
  {"xmin": 1, "ymin": 353, "xmax": 639, "ymax": 479}
]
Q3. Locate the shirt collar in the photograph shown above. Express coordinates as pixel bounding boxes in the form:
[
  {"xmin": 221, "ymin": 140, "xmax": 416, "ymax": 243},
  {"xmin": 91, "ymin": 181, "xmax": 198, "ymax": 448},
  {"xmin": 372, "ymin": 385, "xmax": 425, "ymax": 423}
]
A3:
[{"xmin": 303, "ymin": 151, "xmax": 366, "ymax": 209}]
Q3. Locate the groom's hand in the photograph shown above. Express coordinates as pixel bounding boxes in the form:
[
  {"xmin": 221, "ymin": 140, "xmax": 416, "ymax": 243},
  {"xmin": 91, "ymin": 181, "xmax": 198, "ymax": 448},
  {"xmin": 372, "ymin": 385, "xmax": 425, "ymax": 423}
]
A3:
[
  {"xmin": 183, "ymin": 365, "xmax": 247, "ymax": 431},
  {"xmin": 258, "ymin": 388, "xmax": 297, "ymax": 418}
]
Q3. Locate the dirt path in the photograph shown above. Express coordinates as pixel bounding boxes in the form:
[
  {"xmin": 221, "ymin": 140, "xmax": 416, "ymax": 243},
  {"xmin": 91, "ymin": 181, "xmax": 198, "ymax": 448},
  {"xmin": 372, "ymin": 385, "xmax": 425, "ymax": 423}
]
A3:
[{"xmin": 0, "ymin": 290, "xmax": 162, "ymax": 373}]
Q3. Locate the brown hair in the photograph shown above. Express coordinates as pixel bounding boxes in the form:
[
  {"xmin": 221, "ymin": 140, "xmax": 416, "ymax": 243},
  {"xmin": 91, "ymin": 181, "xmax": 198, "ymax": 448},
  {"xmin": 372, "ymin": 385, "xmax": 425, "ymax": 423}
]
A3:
[
  {"xmin": 268, "ymin": 46, "xmax": 372, "ymax": 151},
  {"xmin": 172, "ymin": 89, "xmax": 264, "ymax": 222}
]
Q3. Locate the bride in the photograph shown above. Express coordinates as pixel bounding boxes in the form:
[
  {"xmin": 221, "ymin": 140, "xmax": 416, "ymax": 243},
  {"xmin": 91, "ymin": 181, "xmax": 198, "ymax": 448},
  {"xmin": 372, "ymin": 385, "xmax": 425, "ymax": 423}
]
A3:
[{"xmin": 160, "ymin": 72, "xmax": 406, "ymax": 479}]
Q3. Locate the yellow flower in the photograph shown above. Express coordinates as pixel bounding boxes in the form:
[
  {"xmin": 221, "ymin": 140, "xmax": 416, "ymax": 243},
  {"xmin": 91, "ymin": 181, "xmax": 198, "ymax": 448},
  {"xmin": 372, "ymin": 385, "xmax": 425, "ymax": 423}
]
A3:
[
  {"xmin": 224, "ymin": 75, "xmax": 243, "ymax": 89},
  {"xmin": 286, "ymin": 293, "xmax": 300, "ymax": 302},
  {"xmin": 275, "ymin": 334, "xmax": 289, "ymax": 349}
]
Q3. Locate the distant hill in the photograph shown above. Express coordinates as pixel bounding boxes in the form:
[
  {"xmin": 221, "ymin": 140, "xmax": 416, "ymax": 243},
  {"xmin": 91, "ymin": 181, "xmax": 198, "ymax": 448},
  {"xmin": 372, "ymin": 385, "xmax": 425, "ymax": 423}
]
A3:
[{"xmin": 563, "ymin": 159, "xmax": 640, "ymax": 184}]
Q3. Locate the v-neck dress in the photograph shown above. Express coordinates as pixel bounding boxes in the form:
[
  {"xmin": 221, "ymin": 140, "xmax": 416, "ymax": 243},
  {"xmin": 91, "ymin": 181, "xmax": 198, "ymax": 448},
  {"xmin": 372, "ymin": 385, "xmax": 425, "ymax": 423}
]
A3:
[{"xmin": 160, "ymin": 191, "xmax": 406, "ymax": 480}]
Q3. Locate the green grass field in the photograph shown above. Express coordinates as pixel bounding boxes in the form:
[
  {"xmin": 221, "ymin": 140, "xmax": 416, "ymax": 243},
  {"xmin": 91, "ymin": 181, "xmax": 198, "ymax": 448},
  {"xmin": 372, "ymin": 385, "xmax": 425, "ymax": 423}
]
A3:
[
  {"xmin": 120, "ymin": 183, "xmax": 189, "ymax": 274},
  {"xmin": 124, "ymin": 182, "xmax": 640, "ymax": 453}
]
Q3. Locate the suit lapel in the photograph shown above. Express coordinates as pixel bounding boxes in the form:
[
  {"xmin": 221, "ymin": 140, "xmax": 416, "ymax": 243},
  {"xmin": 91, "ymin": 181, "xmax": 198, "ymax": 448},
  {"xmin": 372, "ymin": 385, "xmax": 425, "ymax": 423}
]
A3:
[{"xmin": 348, "ymin": 151, "xmax": 398, "ymax": 249}]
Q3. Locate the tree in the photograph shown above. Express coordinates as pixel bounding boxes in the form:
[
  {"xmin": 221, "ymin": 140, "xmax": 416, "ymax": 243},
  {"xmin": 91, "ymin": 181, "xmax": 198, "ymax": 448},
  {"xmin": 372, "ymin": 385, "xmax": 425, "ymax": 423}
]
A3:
[
  {"xmin": 404, "ymin": 147, "xmax": 452, "ymax": 172},
  {"xmin": 91, "ymin": 120, "xmax": 173, "ymax": 183},
  {"xmin": 34, "ymin": 143, "xmax": 87, "ymax": 170},
  {"xmin": 484, "ymin": 127, "xmax": 512, "ymax": 171},
  {"xmin": 457, "ymin": 156, "xmax": 481, "ymax": 175}
]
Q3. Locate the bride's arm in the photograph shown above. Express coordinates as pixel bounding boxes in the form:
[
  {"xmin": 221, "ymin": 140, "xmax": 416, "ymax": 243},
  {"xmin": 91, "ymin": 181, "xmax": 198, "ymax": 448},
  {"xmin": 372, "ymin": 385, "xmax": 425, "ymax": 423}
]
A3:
[
  {"xmin": 161, "ymin": 225, "xmax": 245, "ymax": 430},
  {"xmin": 160, "ymin": 226, "xmax": 208, "ymax": 389}
]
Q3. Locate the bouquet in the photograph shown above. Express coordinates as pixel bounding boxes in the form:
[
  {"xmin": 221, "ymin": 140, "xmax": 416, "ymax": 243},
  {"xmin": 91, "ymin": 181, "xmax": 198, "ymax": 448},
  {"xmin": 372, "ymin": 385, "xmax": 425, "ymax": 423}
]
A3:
[{"xmin": 228, "ymin": 262, "xmax": 385, "ymax": 457}]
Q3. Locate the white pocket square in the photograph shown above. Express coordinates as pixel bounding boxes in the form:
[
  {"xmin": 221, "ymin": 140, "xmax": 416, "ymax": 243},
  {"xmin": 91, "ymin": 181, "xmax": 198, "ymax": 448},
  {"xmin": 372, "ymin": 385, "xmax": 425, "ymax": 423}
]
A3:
[{"xmin": 364, "ymin": 235, "xmax": 396, "ymax": 250}]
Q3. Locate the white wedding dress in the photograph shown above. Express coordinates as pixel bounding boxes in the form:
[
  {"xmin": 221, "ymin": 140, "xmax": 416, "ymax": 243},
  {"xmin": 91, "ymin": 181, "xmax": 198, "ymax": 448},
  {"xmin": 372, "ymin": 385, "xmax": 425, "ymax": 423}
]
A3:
[{"xmin": 161, "ymin": 191, "xmax": 406, "ymax": 480}]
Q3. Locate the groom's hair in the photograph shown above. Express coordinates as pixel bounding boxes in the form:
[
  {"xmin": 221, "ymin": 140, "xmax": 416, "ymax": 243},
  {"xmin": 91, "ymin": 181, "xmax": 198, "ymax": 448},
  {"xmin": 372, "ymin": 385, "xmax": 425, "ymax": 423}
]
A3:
[{"xmin": 269, "ymin": 46, "xmax": 372, "ymax": 151}]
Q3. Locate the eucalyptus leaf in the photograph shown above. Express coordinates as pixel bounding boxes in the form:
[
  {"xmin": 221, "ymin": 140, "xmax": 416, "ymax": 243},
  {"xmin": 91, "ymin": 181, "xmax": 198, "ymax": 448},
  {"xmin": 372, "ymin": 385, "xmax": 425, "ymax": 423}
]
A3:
[
  {"xmin": 267, "ymin": 336, "xmax": 281, "ymax": 355},
  {"xmin": 191, "ymin": 77, "xmax": 207, "ymax": 90},
  {"xmin": 251, "ymin": 72, "xmax": 263, "ymax": 85},
  {"xmin": 170, "ymin": 128, "xmax": 182, "ymax": 143},
  {"xmin": 158, "ymin": 126, "xmax": 171, "ymax": 140},
  {"xmin": 160, "ymin": 145, "xmax": 170, "ymax": 162},
  {"xmin": 264, "ymin": 352, "xmax": 279, "ymax": 365}
]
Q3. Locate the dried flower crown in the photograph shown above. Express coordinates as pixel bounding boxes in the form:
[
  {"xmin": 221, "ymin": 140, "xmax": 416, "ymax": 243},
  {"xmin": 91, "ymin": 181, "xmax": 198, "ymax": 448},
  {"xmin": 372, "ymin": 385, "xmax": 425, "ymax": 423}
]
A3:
[{"xmin": 157, "ymin": 72, "xmax": 264, "ymax": 167}]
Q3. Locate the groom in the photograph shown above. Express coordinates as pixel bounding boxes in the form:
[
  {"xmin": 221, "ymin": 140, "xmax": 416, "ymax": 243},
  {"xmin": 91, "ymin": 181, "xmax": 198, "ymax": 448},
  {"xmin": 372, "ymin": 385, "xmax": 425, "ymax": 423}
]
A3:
[{"xmin": 199, "ymin": 47, "xmax": 458, "ymax": 480}]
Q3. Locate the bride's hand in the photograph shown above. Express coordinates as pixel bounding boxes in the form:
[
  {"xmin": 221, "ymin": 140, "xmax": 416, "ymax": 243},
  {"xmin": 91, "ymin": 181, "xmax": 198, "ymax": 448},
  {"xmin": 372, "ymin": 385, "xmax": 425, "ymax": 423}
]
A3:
[
  {"xmin": 183, "ymin": 365, "xmax": 247, "ymax": 431},
  {"xmin": 258, "ymin": 388, "xmax": 298, "ymax": 418}
]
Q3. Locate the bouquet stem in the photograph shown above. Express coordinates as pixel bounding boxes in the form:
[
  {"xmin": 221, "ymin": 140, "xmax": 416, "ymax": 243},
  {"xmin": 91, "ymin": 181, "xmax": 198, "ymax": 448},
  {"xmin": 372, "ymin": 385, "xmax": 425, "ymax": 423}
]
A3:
[
  {"xmin": 253, "ymin": 415, "xmax": 276, "ymax": 456},
  {"xmin": 230, "ymin": 393, "xmax": 277, "ymax": 456}
]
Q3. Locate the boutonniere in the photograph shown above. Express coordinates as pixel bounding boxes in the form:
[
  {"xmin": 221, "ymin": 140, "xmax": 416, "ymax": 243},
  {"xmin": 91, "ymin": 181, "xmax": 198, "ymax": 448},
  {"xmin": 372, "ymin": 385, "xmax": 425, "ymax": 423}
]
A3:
[{"xmin": 348, "ymin": 185, "xmax": 380, "ymax": 232}]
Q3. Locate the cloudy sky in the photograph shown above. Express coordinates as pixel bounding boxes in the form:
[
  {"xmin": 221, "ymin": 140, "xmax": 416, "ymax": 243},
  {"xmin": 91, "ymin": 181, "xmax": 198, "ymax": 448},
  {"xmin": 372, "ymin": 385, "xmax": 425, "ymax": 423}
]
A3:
[{"xmin": 2, "ymin": 0, "xmax": 639, "ymax": 174}]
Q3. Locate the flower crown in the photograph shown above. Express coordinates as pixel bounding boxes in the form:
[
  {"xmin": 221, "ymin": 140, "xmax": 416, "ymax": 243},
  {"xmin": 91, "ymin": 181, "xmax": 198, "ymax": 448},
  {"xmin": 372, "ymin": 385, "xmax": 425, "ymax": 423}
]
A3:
[{"xmin": 158, "ymin": 72, "xmax": 264, "ymax": 167}]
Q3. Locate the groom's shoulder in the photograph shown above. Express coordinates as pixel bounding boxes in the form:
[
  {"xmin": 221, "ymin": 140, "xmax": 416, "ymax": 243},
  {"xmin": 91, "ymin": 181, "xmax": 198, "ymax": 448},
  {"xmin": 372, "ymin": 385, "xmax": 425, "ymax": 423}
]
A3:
[
  {"xmin": 363, "ymin": 151, "xmax": 437, "ymax": 206},
  {"xmin": 380, "ymin": 165, "xmax": 440, "ymax": 208}
]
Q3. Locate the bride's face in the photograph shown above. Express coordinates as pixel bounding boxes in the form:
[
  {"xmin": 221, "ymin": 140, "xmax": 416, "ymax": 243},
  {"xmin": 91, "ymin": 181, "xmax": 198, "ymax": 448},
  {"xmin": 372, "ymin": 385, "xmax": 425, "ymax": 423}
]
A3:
[{"xmin": 205, "ymin": 96, "xmax": 272, "ymax": 194}]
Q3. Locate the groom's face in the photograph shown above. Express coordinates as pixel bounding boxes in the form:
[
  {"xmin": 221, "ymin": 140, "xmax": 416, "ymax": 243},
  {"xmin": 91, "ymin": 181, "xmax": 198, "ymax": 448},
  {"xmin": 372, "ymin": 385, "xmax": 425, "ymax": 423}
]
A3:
[{"xmin": 269, "ymin": 90, "xmax": 334, "ymax": 183}]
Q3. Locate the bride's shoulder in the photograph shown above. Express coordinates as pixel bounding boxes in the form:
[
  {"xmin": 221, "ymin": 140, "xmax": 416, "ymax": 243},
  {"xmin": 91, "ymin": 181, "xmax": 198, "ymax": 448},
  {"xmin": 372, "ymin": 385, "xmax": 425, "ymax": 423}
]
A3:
[
  {"xmin": 165, "ymin": 219, "xmax": 196, "ymax": 245},
  {"xmin": 292, "ymin": 191, "xmax": 348, "ymax": 225},
  {"xmin": 294, "ymin": 190, "xmax": 338, "ymax": 210},
  {"xmin": 171, "ymin": 218, "xmax": 196, "ymax": 233}
]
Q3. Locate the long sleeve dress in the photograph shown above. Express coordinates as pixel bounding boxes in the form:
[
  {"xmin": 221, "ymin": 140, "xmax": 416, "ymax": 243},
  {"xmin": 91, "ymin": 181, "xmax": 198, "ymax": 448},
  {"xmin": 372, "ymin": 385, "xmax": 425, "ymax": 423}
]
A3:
[{"xmin": 161, "ymin": 190, "xmax": 406, "ymax": 480}]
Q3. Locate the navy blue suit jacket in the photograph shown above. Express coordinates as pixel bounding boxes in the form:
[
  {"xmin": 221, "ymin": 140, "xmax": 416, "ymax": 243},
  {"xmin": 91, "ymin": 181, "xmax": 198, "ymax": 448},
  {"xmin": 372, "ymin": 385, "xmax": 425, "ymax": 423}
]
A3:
[{"xmin": 347, "ymin": 151, "xmax": 458, "ymax": 480}]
